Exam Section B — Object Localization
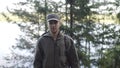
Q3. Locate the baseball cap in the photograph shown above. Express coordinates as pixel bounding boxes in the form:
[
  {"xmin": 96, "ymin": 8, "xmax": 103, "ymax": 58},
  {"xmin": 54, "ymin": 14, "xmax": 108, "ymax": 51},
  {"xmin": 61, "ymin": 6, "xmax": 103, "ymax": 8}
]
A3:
[{"xmin": 47, "ymin": 14, "xmax": 60, "ymax": 22}]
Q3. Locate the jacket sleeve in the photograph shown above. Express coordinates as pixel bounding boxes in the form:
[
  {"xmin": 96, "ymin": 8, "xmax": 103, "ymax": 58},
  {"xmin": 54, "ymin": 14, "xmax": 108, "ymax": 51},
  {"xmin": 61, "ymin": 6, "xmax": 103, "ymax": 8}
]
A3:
[
  {"xmin": 33, "ymin": 39, "xmax": 43, "ymax": 68},
  {"xmin": 67, "ymin": 39, "xmax": 80, "ymax": 68}
]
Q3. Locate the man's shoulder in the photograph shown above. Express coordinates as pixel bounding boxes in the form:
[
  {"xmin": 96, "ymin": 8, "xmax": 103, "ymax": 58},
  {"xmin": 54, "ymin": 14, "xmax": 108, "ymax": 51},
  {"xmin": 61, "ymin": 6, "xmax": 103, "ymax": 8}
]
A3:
[
  {"xmin": 39, "ymin": 32, "xmax": 50, "ymax": 38},
  {"xmin": 64, "ymin": 34, "xmax": 73, "ymax": 41},
  {"xmin": 38, "ymin": 32, "xmax": 48, "ymax": 41}
]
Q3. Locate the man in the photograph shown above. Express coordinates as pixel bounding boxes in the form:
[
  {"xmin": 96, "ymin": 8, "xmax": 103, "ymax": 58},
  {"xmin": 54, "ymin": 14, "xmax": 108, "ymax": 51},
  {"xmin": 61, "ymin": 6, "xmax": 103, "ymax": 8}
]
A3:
[{"xmin": 33, "ymin": 13, "xmax": 79, "ymax": 68}]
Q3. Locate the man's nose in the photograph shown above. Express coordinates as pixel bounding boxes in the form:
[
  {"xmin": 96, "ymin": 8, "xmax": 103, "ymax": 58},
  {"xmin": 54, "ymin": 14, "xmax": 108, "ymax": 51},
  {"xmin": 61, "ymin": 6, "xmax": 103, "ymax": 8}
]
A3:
[{"xmin": 51, "ymin": 24, "xmax": 56, "ymax": 26}]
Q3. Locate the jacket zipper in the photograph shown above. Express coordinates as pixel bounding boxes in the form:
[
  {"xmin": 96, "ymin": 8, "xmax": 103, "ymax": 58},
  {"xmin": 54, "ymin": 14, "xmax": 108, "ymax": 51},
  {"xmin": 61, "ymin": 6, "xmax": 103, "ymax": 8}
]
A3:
[{"xmin": 54, "ymin": 40, "xmax": 56, "ymax": 68}]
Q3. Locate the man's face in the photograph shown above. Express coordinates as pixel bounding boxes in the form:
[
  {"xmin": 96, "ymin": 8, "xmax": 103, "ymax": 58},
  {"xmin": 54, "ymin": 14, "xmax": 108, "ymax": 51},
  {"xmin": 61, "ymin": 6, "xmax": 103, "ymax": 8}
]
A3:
[{"xmin": 48, "ymin": 20, "xmax": 61, "ymax": 34}]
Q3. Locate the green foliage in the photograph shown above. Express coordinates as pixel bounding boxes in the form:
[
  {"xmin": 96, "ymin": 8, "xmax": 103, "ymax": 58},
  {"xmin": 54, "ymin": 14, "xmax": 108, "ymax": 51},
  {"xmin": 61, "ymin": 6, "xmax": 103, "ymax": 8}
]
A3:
[
  {"xmin": 74, "ymin": 0, "xmax": 90, "ymax": 21},
  {"xmin": 65, "ymin": 0, "xmax": 90, "ymax": 22},
  {"xmin": 97, "ymin": 44, "xmax": 120, "ymax": 68},
  {"xmin": 61, "ymin": 20, "xmax": 120, "ymax": 67},
  {"xmin": 117, "ymin": 12, "xmax": 120, "ymax": 23}
]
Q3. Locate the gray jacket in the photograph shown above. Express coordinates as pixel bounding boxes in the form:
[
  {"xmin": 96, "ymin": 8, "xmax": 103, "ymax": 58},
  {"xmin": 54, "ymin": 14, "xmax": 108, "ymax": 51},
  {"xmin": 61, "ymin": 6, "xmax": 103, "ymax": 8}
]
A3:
[{"xmin": 33, "ymin": 32, "xmax": 79, "ymax": 68}]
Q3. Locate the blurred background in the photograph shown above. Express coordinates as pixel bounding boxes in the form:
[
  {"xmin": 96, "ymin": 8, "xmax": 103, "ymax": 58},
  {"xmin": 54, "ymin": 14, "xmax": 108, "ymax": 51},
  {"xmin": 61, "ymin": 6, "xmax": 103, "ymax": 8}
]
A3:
[{"xmin": 0, "ymin": 0, "xmax": 120, "ymax": 68}]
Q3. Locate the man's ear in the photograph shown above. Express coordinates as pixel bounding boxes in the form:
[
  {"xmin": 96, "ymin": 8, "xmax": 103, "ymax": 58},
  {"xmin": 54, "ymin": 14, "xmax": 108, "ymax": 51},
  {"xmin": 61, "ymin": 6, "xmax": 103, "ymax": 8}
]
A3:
[{"xmin": 59, "ymin": 21, "xmax": 62, "ymax": 26}]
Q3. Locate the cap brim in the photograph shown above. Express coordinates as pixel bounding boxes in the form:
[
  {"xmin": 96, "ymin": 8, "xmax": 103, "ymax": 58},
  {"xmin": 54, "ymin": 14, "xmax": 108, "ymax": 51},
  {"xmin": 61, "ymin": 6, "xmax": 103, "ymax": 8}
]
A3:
[{"xmin": 47, "ymin": 18, "xmax": 59, "ymax": 22}]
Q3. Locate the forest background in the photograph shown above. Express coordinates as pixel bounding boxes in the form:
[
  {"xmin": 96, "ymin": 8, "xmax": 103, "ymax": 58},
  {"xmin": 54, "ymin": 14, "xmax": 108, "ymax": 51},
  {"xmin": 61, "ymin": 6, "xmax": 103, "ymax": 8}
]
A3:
[{"xmin": 0, "ymin": 0, "xmax": 120, "ymax": 68}]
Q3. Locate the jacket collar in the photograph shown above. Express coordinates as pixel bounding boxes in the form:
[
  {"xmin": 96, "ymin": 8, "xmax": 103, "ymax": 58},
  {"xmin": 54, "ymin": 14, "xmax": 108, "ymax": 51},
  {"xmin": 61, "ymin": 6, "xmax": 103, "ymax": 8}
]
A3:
[{"xmin": 43, "ymin": 31, "xmax": 64, "ymax": 40}]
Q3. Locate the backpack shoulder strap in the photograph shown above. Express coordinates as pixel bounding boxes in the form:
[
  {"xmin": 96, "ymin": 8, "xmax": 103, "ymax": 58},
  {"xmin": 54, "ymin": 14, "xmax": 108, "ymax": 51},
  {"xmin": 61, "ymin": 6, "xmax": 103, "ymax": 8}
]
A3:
[
  {"xmin": 64, "ymin": 35, "xmax": 71, "ymax": 53},
  {"xmin": 64, "ymin": 35, "xmax": 68, "ymax": 50},
  {"xmin": 64, "ymin": 35, "xmax": 71, "ymax": 66}
]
